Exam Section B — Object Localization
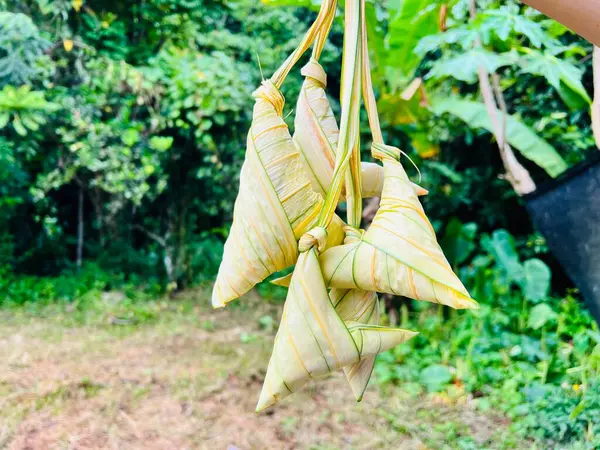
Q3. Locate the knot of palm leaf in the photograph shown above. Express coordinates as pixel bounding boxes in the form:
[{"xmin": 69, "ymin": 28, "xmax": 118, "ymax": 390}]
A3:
[
  {"xmin": 253, "ymin": 80, "xmax": 285, "ymax": 116},
  {"xmin": 299, "ymin": 226, "xmax": 329, "ymax": 253},
  {"xmin": 300, "ymin": 59, "xmax": 327, "ymax": 87},
  {"xmin": 343, "ymin": 226, "xmax": 363, "ymax": 244},
  {"xmin": 371, "ymin": 142, "xmax": 401, "ymax": 162}
]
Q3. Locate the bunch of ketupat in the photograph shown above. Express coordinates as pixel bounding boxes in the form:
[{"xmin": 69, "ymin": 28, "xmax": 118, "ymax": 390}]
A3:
[{"xmin": 212, "ymin": 0, "xmax": 478, "ymax": 412}]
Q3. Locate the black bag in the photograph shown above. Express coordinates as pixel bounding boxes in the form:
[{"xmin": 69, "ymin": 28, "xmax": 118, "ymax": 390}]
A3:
[{"xmin": 524, "ymin": 153, "xmax": 600, "ymax": 326}]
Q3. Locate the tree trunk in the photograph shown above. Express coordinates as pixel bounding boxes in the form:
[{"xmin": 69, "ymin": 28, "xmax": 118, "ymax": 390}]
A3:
[
  {"xmin": 77, "ymin": 187, "xmax": 84, "ymax": 269},
  {"xmin": 91, "ymin": 187, "xmax": 105, "ymax": 247},
  {"xmin": 469, "ymin": 0, "xmax": 536, "ymax": 196}
]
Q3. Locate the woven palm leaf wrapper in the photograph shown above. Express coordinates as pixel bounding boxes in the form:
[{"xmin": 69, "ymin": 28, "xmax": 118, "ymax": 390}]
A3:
[
  {"xmin": 211, "ymin": 0, "xmax": 345, "ymax": 308},
  {"xmin": 319, "ymin": 144, "xmax": 478, "ymax": 310},
  {"xmin": 331, "ymin": 287, "xmax": 380, "ymax": 401},
  {"xmin": 270, "ymin": 267, "xmax": 382, "ymax": 400},
  {"xmin": 269, "ymin": 11, "xmax": 389, "ymax": 401},
  {"xmin": 316, "ymin": 0, "xmax": 477, "ymax": 311},
  {"xmin": 256, "ymin": 0, "xmax": 420, "ymax": 411},
  {"xmin": 291, "ymin": 55, "xmax": 388, "ymax": 403},
  {"xmin": 269, "ymin": 242, "xmax": 381, "ymax": 401},
  {"xmin": 255, "ymin": 228, "xmax": 417, "ymax": 412},
  {"xmin": 294, "ymin": 60, "xmax": 428, "ymax": 199}
]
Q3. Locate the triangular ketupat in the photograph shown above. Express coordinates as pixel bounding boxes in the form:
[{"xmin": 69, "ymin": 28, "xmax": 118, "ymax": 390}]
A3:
[
  {"xmin": 212, "ymin": 0, "xmax": 347, "ymax": 308},
  {"xmin": 269, "ymin": 280, "xmax": 381, "ymax": 401},
  {"xmin": 319, "ymin": 143, "xmax": 478, "ymax": 310},
  {"xmin": 212, "ymin": 81, "xmax": 345, "ymax": 308},
  {"xmin": 256, "ymin": 245, "xmax": 417, "ymax": 412},
  {"xmin": 268, "ymin": 273, "xmax": 381, "ymax": 400},
  {"xmin": 214, "ymin": 0, "xmax": 480, "ymax": 413},
  {"xmin": 294, "ymin": 60, "xmax": 428, "ymax": 199},
  {"xmin": 294, "ymin": 60, "xmax": 338, "ymax": 197}
]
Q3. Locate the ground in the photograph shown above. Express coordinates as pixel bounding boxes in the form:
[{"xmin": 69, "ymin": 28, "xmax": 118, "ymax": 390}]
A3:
[{"xmin": 0, "ymin": 289, "xmax": 527, "ymax": 450}]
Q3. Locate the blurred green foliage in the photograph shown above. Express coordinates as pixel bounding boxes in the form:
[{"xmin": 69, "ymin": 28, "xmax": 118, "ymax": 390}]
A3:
[
  {"xmin": 3, "ymin": 0, "xmax": 592, "ymax": 286},
  {"xmin": 0, "ymin": 0, "xmax": 331, "ymax": 285}
]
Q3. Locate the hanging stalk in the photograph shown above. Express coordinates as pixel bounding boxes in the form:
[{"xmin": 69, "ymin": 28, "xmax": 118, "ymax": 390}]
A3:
[
  {"xmin": 358, "ymin": 0, "xmax": 386, "ymax": 226},
  {"xmin": 344, "ymin": 2, "xmax": 364, "ymax": 229},
  {"xmin": 311, "ymin": 0, "xmax": 337, "ymax": 62},
  {"xmin": 317, "ymin": 0, "xmax": 362, "ymax": 230},
  {"xmin": 360, "ymin": 0, "xmax": 383, "ymax": 147},
  {"xmin": 345, "ymin": 141, "xmax": 363, "ymax": 227},
  {"xmin": 270, "ymin": 0, "xmax": 336, "ymax": 89}
]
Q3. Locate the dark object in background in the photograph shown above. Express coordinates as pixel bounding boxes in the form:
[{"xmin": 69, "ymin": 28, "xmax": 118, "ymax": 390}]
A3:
[{"xmin": 525, "ymin": 153, "xmax": 600, "ymax": 326}]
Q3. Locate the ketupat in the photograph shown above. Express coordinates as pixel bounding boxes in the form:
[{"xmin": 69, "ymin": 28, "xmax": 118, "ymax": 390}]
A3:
[
  {"xmin": 213, "ymin": 0, "xmax": 477, "ymax": 411},
  {"xmin": 291, "ymin": 14, "xmax": 386, "ymax": 401},
  {"xmin": 291, "ymin": 1, "xmax": 428, "ymax": 201},
  {"xmin": 256, "ymin": 0, "xmax": 415, "ymax": 411},
  {"xmin": 319, "ymin": 144, "xmax": 478, "ymax": 310},
  {"xmin": 211, "ymin": 80, "xmax": 334, "ymax": 308},
  {"xmin": 293, "ymin": 6, "xmax": 428, "ymax": 202},
  {"xmin": 293, "ymin": 10, "xmax": 340, "ymax": 198},
  {"xmin": 314, "ymin": 3, "xmax": 476, "ymax": 311},
  {"xmin": 255, "ymin": 240, "xmax": 417, "ymax": 412},
  {"xmin": 211, "ymin": 0, "xmax": 342, "ymax": 308},
  {"xmin": 294, "ymin": 59, "xmax": 428, "ymax": 198},
  {"xmin": 269, "ymin": 269, "xmax": 382, "ymax": 401},
  {"xmin": 331, "ymin": 288, "xmax": 380, "ymax": 401}
]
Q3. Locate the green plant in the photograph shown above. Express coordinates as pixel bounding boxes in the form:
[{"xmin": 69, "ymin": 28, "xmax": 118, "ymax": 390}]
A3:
[
  {"xmin": 0, "ymin": 85, "xmax": 59, "ymax": 136},
  {"xmin": 0, "ymin": 0, "xmax": 321, "ymax": 285},
  {"xmin": 374, "ymin": 225, "xmax": 599, "ymax": 446},
  {"xmin": 417, "ymin": 1, "xmax": 592, "ymax": 178},
  {"xmin": 0, "ymin": 12, "xmax": 50, "ymax": 86},
  {"xmin": 432, "ymin": 98, "xmax": 567, "ymax": 177},
  {"xmin": 520, "ymin": 381, "xmax": 600, "ymax": 447}
]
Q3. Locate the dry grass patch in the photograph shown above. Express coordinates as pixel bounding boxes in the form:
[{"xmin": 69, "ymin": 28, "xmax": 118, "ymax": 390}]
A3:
[{"xmin": 0, "ymin": 289, "xmax": 522, "ymax": 449}]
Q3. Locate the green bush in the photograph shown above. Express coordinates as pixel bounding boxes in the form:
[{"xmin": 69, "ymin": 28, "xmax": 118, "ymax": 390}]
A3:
[
  {"xmin": 373, "ymin": 225, "xmax": 599, "ymax": 446},
  {"xmin": 519, "ymin": 381, "xmax": 600, "ymax": 448},
  {"xmin": 0, "ymin": 262, "xmax": 157, "ymax": 306}
]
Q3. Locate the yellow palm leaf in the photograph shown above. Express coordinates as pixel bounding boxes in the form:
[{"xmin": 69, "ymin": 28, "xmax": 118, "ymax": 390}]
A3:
[
  {"xmin": 256, "ymin": 246, "xmax": 417, "ymax": 412},
  {"xmin": 294, "ymin": 60, "xmax": 427, "ymax": 198},
  {"xmin": 294, "ymin": 60, "xmax": 338, "ymax": 197},
  {"xmin": 319, "ymin": 144, "xmax": 478, "ymax": 310},
  {"xmin": 331, "ymin": 288, "xmax": 379, "ymax": 401},
  {"xmin": 212, "ymin": 82, "xmax": 344, "ymax": 308},
  {"xmin": 212, "ymin": 0, "xmax": 343, "ymax": 308},
  {"xmin": 269, "ymin": 278, "xmax": 381, "ymax": 401}
]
